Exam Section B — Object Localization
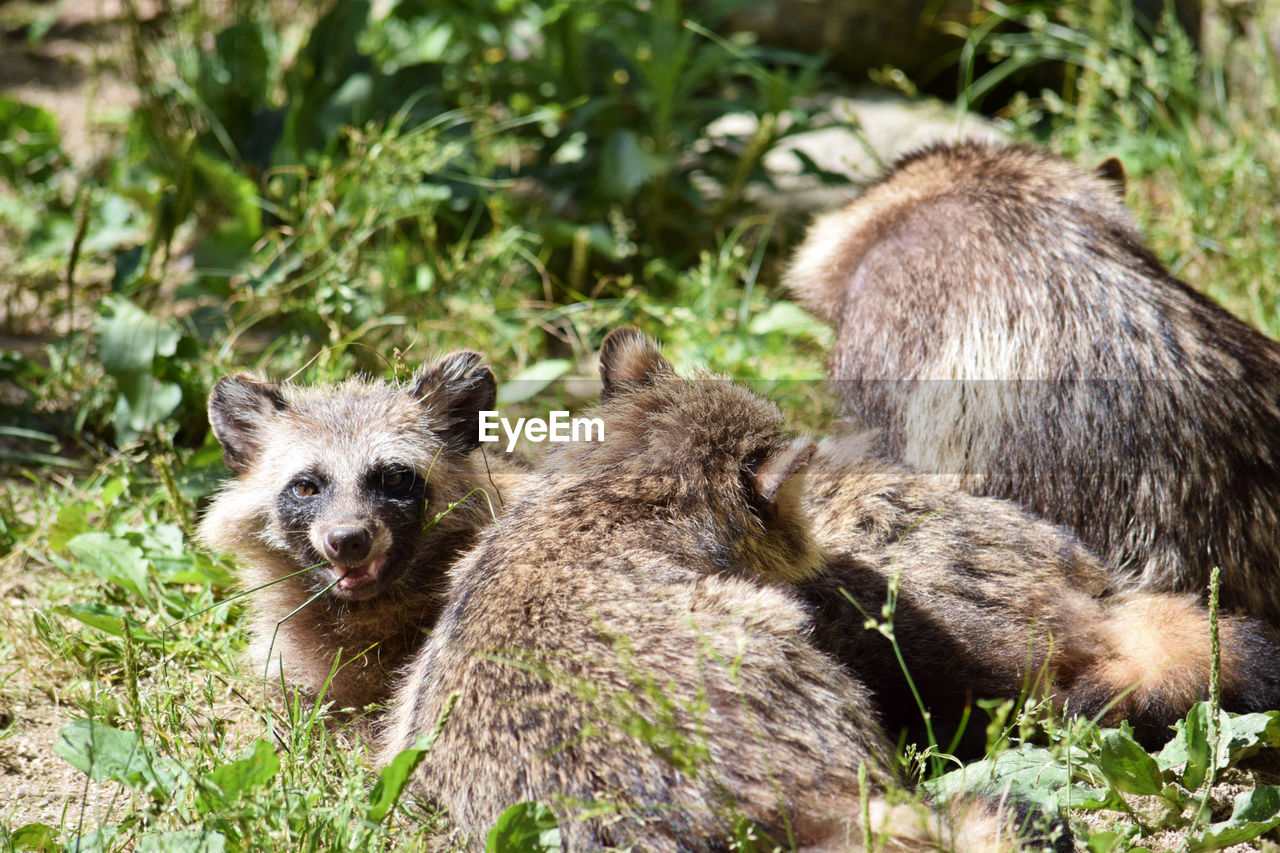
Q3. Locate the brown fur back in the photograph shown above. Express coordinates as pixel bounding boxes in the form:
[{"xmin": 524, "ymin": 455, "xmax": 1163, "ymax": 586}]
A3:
[
  {"xmin": 382, "ymin": 331, "xmax": 1021, "ymax": 852},
  {"xmin": 786, "ymin": 141, "xmax": 1280, "ymax": 622},
  {"xmin": 800, "ymin": 432, "xmax": 1280, "ymax": 749}
]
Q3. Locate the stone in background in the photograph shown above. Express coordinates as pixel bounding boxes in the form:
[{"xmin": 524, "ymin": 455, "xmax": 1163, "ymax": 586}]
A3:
[{"xmin": 705, "ymin": 88, "xmax": 1005, "ymax": 212}]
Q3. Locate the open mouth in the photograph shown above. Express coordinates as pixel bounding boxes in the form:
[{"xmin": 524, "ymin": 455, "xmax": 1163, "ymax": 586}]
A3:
[{"xmin": 329, "ymin": 556, "xmax": 390, "ymax": 594}]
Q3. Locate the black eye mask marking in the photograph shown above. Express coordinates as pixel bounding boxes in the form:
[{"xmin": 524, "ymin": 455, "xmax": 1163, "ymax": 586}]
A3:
[
  {"xmin": 274, "ymin": 463, "xmax": 436, "ymax": 596},
  {"xmin": 372, "ymin": 464, "xmax": 420, "ymax": 500},
  {"xmin": 351, "ymin": 465, "xmax": 431, "ymax": 591},
  {"xmin": 364, "ymin": 464, "xmax": 430, "ymax": 543},
  {"xmin": 276, "ymin": 470, "xmax": 329, "ymax": 561}
]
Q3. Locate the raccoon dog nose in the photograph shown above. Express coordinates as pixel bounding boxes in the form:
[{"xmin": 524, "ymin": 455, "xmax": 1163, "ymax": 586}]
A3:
[{"xmin": 324, "ymin": 526, "xmax": 372, "ymax": 564}]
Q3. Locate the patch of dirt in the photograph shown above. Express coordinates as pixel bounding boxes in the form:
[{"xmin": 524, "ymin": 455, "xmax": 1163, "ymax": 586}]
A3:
[
  {"xmin": 1072, "ymin": 765, "xmax": 1279, "ymax": 852},
  {"xmin": 0, "ymin": 0, "xmax": 151, "ymax": 168},
  {"xmin": 1, "ymin": 694, "xmax": 132, "ymax": 832},
  {"xmin": 0, "ymin": 541, "xmax": 125, "ymax": 834}
]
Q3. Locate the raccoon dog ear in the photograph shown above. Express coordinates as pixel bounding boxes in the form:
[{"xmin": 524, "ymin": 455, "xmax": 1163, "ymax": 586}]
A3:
[
  {"xmin": 748, "ymin": 437, "xmax": 816, "ymax": 509},
  {"xmin": 208, "ymin": 375, "xmax": 286, "ymax": 474},
  {"xmin": 409, "ymin": 351, "xmax": 497, "ymax": 454},
  {"xmin": 1094, "ymin": 156, "xmax": 1126, "ymax": 194},
  {"xmin": 597, "ymin": 327, "xmax": 675, "ymax": 400}
]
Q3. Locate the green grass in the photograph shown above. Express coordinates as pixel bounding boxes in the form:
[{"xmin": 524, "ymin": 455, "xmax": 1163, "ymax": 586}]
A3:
[
  {"xmin": 956, "ymin": 0, "xmax": 1280, "ymax": 336},
  {"xmin": 2, "ymin": 0, "xmax": 1280, "ymax": 850}
]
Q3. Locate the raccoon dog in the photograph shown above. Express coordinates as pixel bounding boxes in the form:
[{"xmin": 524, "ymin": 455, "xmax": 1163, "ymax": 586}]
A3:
[
  {"xmin": 199, "ymin": 352, "xmax": 514, "ymax": 711},
  {"xmin": 382, "ymin": 329, "xmax": 1022, "ymax": 852},
  {"xmin": 786, "ymin": 141, "xmax": 1280, "ymax": 622},
  {"xmin": 800, "ymin": 432, "xmax": 1280, "ymax": 749}
]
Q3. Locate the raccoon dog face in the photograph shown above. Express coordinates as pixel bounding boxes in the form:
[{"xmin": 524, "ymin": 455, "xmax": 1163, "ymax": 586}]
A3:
[{"xmin": 205, "ymin": 352, "xmax": 496, "ymax": 603}]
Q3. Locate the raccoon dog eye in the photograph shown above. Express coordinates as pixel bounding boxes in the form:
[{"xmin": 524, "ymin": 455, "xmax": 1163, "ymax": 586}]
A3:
[
  {"xmin": 380, "ymin": 466, "xmax": 416, "ymax": 497},
  {"xmin": 291, "ymin": 479, "xmax": 320, "ymax": 498}
]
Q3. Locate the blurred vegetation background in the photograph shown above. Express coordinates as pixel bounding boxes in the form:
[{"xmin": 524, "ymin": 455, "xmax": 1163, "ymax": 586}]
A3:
[
  {"xmin": 2, "ymin": 0, "xmax": 1279, "ymax": 468},
  {"xmin": 2, "ymin": 0, "xmax": 1280, "ymax": 850}
]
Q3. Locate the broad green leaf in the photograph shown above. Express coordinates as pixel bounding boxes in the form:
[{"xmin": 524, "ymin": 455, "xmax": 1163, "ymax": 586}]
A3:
[
  {"xmin": 148, "ymin": 554, "xmax": 194, "ymax": 582},
  {"xmin": 597, "ymin": 129, "xmax": 664, "ymax": 201},
  {"xmin": 165, "ymin": 553, "xmax": 234, "ymax": 588},
  {"xmin": 95, "ymin": 296, "xmax": 186, "ymax": 441},
  {"xmin": 1157, "ymin": 706, "xmax": 1275, "ymax": 782},
  {"xmin": 497, "ymin": 360, "xmax": 572, "ymax": 405},
  {"xmin": 1085, "ymin": 831, "xmax": 1127, "ymax": 853},
  {"xmin": 100, "ymin": 477, "xmax": 128, "ymax": 507},
  {"xmin": 48, "ymin": 501, "xmax": 91, "ymax": 552},
  {"xmin": 138, "ymin": 525, "xmax": 215, "ymax": 583},
  {"xmin": 82, "ymin": 194, "xmax": 145, "ymax": 255},
  {"xmin": 112, "ymin": 374, "xmax": 183, "ymax": 439},
  {"xmin": 1191, "ymin": 786, "xmax": 1280, "ymax": 850},
  {"xmin": 95, "ymin": 296, "xmax": 180, "ymax": 375},
  {"xmin": 9, "ymin": 822, "xmax": 58, "ymax": 852},
  {"xmin": 1158, "ymin": 701, "xmax": 1211, "ymax": 788},
  {"xmin": 0, "ymin": 97, "xmax": 61, "ymax": 182},
  {"xmin": 211, "ymin": 739, "xmax": 279, "ymax": 795},
  {"xmin": 55, "ymin": 603, "xmax": 158, "ymax": 643},
  {"xmin": 137, "ymin": 830, "xmax": 225, "ymax": 853},
  {"xmin": 66, "ymin": 533, "xmax": 149, "ymax": 600},
  {"xmin": 1098, "ymin": 725, "xmax": 1165, "ymax": 796},
  {"xmin": 196, "ymin": 740, "xmax": 279, "ymax": 814},
  {"xmin": 926, "ymin": 745, "xmax": 1067, "ymax": 814},
  {"xmin": 55, "ymin": 719, "xmax": 180, "ymax": 795},
  {"xmin": 1069, "ymin": 782, "xmax": 1119, "ymax": 810},
  {"xmin": 486, "ymin": 802, "xmax": 562, "ymax": 853},
  {"xmin": 368, "ymin": 739, "xmax": 429, "ymax": 822},
  {"xmin": 137, "ymin": 523, "xmax": 186, "ymax": 556},
  {"xmin": 928, "ymin": 742, "xmax": 1116, "ymax": 813},
  {"xmin": 1224, "ymin": 710, "xmax": 1280, "ymax": 762},
  {"xmin": 368, "ymin": 693, "xmax": 457, "ymax": 822},
  {"xmin": 0, "ymin": 97, "xmax": 59, "ymax": 140},
  {"xmin": 747, "ymin": 301, "xmax": 834, "ymax": 346},
  {"xmin": 62, "ymin": 827, "xmax": 118, "ymax": 853}
]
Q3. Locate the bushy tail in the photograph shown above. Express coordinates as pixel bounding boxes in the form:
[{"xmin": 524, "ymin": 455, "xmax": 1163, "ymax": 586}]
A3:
[{"xmin": 1067, "ymin": 591, "xmax": 1280, "ymax": 745}]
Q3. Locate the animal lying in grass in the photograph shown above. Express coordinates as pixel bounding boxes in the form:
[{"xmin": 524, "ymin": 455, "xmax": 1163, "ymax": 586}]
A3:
[
  {"xmin": 799, "ymin": 431, "xmax": 1280, "ymax": 750},
  {"xmin": 786, "ymin": 140, "xmax": 1280, "ymax": 625},
  {"xmin": 382, "ymin": 328, "xmax": 1026, "ymax": 852},
  {"xmin": 198, "ymin": 352, "xmax": 524, "ymax": 713}
]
